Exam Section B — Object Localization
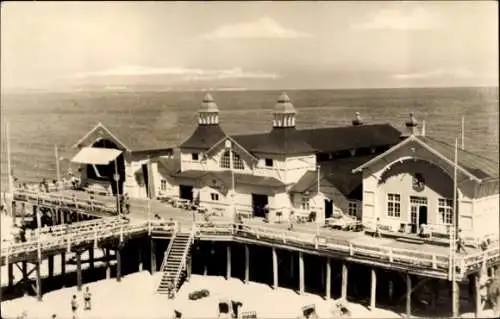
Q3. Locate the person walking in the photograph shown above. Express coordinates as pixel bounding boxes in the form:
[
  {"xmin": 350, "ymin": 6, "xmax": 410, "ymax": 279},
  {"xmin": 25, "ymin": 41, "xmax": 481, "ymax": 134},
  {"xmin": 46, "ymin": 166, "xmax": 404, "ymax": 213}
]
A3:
[
  {"xmin": 83, "ymin": 286, "xmax": 92, "ymax": 311},
  {"xmin": 456, "ymin": 229, "xmax": 467, "ymax": 254},
  {"xmin": 373, "ymin": 218, "xmax": 382, "ymax": 238},
  {"xmin": 288, "ymin": 211, "xmax": 295, "ymax": 231},
  {"xmin": 71, "ymin": 295, "xmax": 78, "ymax": 319}
]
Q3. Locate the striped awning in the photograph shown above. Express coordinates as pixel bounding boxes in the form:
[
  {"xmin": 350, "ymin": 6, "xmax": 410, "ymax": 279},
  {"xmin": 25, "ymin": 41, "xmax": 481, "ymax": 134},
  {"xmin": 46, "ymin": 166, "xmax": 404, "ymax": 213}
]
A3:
[{"xmin": 71, "ymin": 147, "xmax": 122, "ymax": 165}]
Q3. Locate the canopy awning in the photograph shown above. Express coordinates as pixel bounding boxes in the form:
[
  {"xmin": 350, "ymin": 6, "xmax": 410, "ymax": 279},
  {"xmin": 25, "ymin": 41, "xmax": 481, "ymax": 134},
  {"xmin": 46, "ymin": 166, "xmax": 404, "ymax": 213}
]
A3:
[{"xmin": 71, "ymin": 147, "xmax": 122, "ymax": 165}]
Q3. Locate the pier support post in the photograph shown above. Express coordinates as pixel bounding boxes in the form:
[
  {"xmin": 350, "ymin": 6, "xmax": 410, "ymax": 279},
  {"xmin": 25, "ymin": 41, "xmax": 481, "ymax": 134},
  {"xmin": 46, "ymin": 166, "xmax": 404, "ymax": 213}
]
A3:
[
  {"xmin": 22, "ymin": 261, "xmax": 27, "ymax": 296},
  {"xmin": 48, "ymin": 255, "xmax": 54, "ymax": 278},
  {"xmin": 116, "ymin": 248, "xmax": 122, "ymax": 282},
  {"xmin": 299, "ymin": 251, "xmax": 304, "ymax": 295},
  {"xmin": 370, "ymin": 268, "xmax": 377, "ymax": 310},
  {"xmin": 341, "ymin": 262, "xmax": 348, "ymax": 300},
  {"xmin": 150, "ymin": 238, "xmax": 156, "ymax": 274},
  {"xmin": 452, "ymin": 280, "xmax": 460, "ymax": 318},
  {"xmin": 105, "ymin": 249, "xmax": 111, "ymax": 279},
  {"xmin": 8, "ymin": 263, "xmax": 13, "ymax": 286},
  {"xmin": 474, "ymin": 273, "xmax": 481, "ymax": 318},
  {"xmin": 61, "ymin": 252, "xmax": 66, "ymax": 285},
  {"xmin": 388, "ymin": 279, "xmax": 394, "ymax": 302},
  {"xmin": 51, "ymin": 209, "xmax": 57, "ymax": 226},
  {"xmin": 290, "ymin": 252, "xmax": 294, "ymax": 277},
  {"xmin": 89, "ymin": 248, "xmax": 94, "ymax": 269},
  {"xmin": 325, "ymin": 257, "xmax": 331, "ymax": 300},
  {"xmin": 431, "ymin": 279, "xmax": 439, "ymax": 311},
  {"xmin": 406, "ymin": 274, "xmax": 411, "ymax": 318},
  {"xmin": 76, "ymin": 252, "xmax": 82, "ymax": 291},
  {"xmin": 138, "ymin": 244, "xmax": 143, "ymax": 272},
  {"xmin": 35, "ymin": 262, "xmax": 42, "ymax": 301},
  {"xmin": 226, "ymin": 245, "xmax": 231, "ymax": 280},
  {"xmin": 244, "ymin": 245, "xmax": 250, "ymax": 284},
  {"xmin": 272, "ymin": 247, "xmax": 278, "ymax": 289}
]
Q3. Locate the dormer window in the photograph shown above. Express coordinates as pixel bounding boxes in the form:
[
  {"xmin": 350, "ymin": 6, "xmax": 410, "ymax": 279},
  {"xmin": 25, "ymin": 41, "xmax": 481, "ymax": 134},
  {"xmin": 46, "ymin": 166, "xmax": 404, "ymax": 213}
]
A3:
[
  {"xmin": 192, "ymin": 153, "xmax": 199, "ymax": 161},
  {"xmin": 265, "ymin": 158, "xmax": 273, "ymax": 167},
  {"xmin": 221, "ymin": 151, "xmax": 244, "ymax": 170}
]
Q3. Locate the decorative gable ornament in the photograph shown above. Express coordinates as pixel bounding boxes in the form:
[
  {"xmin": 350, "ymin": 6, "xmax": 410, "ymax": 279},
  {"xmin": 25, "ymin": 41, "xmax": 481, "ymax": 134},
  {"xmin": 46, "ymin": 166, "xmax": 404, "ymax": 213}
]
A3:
[{"xmin": 412, "ymin": 173, "xmax": 425, "ymax": 192}]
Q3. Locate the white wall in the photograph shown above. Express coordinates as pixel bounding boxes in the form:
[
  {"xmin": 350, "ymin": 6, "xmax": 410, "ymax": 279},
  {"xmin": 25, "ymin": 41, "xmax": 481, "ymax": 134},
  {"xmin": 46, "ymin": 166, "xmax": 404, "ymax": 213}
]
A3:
[{"xmin": 473, "ymin": 194, "xmax": 499, "ymax": 239}]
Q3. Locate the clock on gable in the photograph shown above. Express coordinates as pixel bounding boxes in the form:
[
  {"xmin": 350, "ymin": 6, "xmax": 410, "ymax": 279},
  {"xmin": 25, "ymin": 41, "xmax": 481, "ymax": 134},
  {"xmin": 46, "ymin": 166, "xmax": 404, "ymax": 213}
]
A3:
[{"xmin": 412, "ymin": 173, "xmax": 425, "ymax": 192}]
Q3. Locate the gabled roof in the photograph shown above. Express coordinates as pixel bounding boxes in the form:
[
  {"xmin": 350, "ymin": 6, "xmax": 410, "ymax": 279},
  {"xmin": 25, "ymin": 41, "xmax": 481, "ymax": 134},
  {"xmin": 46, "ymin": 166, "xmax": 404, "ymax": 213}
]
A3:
[
  {"xmin": 291, "ymin": 155, "xmax": 376, "ymax": 199},
  {"xmin": 72, "ymin": 122, "xmax": 174, "ymax": 153},
  {"xmin": 206, "ymin": 135, "xmax": 258, "ymax": 163},
  {"xmin": 174, "ymin": 170, "xmax": 286, "ymax": 188},
  {"xmin": 179, "ymin": 125, "xmax": 227, "ymax": 150},
  {"xmin": 155, "ymin": 157, "xmax": 181, "ymax": 175},
  {"xmin": 232, "ymin": 128, "xmax": 315, "ymax": 155},
  {"xmin": 299, "ymin": 124, "xmax": 401, "ymax": 153},
  {"xmin": 352, "ymin": 135, "xmax": 499, "ymax": 182}
]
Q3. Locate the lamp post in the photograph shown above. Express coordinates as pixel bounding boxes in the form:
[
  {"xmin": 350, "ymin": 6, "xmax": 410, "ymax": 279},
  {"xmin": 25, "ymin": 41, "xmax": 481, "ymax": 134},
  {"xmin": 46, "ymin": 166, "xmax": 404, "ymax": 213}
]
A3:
[
  {"xmin": 225, "ymin": 140, "xmax": 236, "ymax": 220},
  {"xmin": 113, "ymin": 159, "xmax": 121, "ymax": 217},
  {"xmin": 316, "ymin": 165, "xmax": 320, "ymax": 238}
]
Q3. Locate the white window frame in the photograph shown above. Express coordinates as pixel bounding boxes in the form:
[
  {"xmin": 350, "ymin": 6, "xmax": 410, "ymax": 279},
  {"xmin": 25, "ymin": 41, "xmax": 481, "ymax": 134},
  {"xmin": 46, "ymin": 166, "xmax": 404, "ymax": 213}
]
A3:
[
  {"xmin": 211, "ymin": 193, "xmax": 220, "ymax": 201},
  {"xmin": 301, "ymin": 196, "xmax": 310, "ymax": 210},
  {"xmin": 348, "ymin": 201, "xmax": 358, "ymax": 217},
  {"xmin": 160, "ymin": 179, "xmax": 167, "ymax": 191},
  {"xmin": 438, "ymin": 198, "xmax": 453, "ymax": 225},
  {"xmin": 220, "ymin": 151, "xmax": 244, "ymax": 170},
  {"xmin": 387, "ymin": 193, "xmax": 401, "ymax": 217}
]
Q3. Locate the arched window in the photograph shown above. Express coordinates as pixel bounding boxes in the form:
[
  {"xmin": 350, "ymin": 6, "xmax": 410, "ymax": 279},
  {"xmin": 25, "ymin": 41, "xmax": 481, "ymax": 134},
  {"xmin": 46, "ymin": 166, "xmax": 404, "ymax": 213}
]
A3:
[{"xmin": 220, "ymin": 151, "xmax": 244, "ymax": 170}]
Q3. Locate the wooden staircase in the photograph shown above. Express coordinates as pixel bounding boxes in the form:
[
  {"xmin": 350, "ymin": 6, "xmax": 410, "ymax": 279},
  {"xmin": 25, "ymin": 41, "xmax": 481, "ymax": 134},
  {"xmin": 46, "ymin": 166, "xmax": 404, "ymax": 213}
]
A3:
[{"xmin": 157, "ymin": 229, "xmax": 195, "ymax": 298}]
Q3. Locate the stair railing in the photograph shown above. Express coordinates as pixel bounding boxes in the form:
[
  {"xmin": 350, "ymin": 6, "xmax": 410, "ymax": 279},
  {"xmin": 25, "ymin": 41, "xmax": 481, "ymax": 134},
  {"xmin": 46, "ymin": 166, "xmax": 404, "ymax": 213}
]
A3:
[
  {"xmin": 159, "ymin": 223, "xmax": 178, "ymax": 274},
  {"xmin": 172, "ymin": 228, "xmax": 196, "ymax": 295}
]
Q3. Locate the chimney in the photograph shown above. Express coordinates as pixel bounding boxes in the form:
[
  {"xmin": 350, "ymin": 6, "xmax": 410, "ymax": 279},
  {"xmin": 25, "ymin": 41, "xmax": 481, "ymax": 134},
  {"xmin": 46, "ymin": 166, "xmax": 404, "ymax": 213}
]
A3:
[
  {"xmin": 352, "ymin": 112, "xmax": 363, "ymax": 126},
  {"xmin": 400, "ymin": 113, "xmax": 419, "ymax": 138}
]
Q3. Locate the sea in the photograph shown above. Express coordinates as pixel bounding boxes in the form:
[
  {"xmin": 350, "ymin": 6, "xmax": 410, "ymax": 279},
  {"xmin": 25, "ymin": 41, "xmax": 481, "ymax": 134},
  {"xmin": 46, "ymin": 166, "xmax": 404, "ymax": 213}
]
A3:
[{"xmin": 0, "ymin": 87, "xmax": 498, "ymax": 190}]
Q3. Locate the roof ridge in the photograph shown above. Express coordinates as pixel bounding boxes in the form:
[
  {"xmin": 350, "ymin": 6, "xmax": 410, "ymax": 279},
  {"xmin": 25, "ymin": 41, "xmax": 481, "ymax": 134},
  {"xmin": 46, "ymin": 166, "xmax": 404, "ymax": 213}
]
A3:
[{"xmin": 424, "ymin": 136, "xmax": 499, "ymax": 164}]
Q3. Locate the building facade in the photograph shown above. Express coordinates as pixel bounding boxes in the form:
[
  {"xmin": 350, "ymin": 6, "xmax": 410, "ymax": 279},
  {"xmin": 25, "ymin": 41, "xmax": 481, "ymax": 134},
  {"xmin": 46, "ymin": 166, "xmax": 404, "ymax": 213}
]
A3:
[{"xmin": 70, "ymin": 93, "xmax": 499, "ymax": 242}]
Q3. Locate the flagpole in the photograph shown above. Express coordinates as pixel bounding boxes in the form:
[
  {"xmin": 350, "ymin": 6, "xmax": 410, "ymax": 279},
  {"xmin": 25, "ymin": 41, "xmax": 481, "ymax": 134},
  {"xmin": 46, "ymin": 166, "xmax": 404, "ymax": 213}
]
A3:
[
  {"xmin": 6, "ymin": 119, "xmax": 15, "ymax": 226},
  {"xmin": 55, "ymin": 145, "xmax": 61, "ymax": 183},
  {"xmin": 451, "ymin": 137, "xmax": 458, "ymax": 317},
  {"xmin": 114, "ymin": 159, "xmax": 121, "ymax": 217},
  {"xmin": 147, "ymin": 156, "xmax": 152, "ymax": 226},
  {"xmin": 461, "ymin": 116, "xmax": 465, "ymax": 150}
]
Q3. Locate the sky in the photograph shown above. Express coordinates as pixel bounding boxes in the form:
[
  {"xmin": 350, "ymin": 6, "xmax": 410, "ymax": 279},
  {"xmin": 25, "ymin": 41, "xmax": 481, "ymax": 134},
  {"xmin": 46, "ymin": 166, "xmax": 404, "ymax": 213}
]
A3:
[{"xmin": 1, "ymin": 1, "xmax": 498, "ymax": 91}]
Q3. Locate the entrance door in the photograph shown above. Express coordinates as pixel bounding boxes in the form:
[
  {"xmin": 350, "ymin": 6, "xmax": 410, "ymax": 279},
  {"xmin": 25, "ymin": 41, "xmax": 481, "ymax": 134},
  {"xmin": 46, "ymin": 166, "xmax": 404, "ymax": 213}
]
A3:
[
  {"xmin": 252, "ymin": 194, "xmax": 268, "ymax": 218},
  {"xmin": 141, "ymin": 164, "xmax": 150, "ymax": 198},
  {"xmin": 324, "ymin": 199, "xmax": 333, "ymax": 219},
  {"xmin": 410, "ymin": 196, "xmax": 428, "ymax": 233},
  {"xmin": 179, "ymin": 185, "xmax": 194, "ymax": 201}
]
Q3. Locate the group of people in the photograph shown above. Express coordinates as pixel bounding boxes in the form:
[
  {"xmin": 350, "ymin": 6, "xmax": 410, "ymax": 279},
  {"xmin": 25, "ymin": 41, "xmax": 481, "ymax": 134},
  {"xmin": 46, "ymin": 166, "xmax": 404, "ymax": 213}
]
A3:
[{"xmin": 69, "ymin": 287, "xmax": 92, "ymax": 319}]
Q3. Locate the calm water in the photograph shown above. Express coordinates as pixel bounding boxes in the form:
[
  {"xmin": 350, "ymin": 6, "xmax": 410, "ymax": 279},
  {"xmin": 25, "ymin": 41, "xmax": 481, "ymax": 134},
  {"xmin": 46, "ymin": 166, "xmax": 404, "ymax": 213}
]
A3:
[{"xmin": 1, "ymin": 87, "xmax": 498, "ymax": 189}]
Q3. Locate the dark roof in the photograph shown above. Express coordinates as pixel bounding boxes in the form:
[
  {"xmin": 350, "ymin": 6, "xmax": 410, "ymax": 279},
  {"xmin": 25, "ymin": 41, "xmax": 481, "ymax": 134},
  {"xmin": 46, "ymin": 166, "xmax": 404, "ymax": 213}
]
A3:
[
  {"xmin": 299, "ymin": 124, "xmax": 402, "ymax": 153},
  {"xmin": 179, "ymin": 125, "xmax": 227, "ymax": 150},
  {"xmin": 418, "ymin": 136, "xmax": 499, "ymax": 180},
  {"xmin": 73, "ymin": 122, "xmax": 175, "ymax": 153},
  {"xmin": 291, "ymin": 154, "xmax": 377, "ymax": 199},
  {"xmin": 155, "ymin": 157, "xmax": 181, "ymax": 175},
  {"xmin": 174, "ymin": 170, "xmax": 286, "ymax": 188},
  {"xmin": 233, "ymin": 128, "xmax": 315, "ymax": 155}
]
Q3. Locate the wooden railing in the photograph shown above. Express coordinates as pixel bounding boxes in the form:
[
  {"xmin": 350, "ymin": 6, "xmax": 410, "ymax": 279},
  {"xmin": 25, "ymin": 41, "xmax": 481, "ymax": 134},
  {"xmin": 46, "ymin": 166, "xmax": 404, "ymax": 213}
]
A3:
[{"xmin": 13, "ymin": 189, "xmax": 116, "ymax": 214}]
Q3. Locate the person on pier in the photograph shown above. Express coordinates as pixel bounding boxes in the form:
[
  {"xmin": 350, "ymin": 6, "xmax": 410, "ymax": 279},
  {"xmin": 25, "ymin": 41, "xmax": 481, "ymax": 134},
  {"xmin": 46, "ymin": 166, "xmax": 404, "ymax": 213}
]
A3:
[
  {"xmin": 373, "ymin": 218, "xmax": 382, "ymax": 238},
  {"xmin": 288, "ymin": 211, "xmax": 295, "ymax": 230},
  {"xmin": 71, "ymin": 295, "xmax": 78, "ymax": 319},
  {"xmin": 456, "ymin": 229, "xmax": 467, "ymax": 254},
  {"xmin": 83, "ymin": 286, "xmax": 92, "ymax": 311}
]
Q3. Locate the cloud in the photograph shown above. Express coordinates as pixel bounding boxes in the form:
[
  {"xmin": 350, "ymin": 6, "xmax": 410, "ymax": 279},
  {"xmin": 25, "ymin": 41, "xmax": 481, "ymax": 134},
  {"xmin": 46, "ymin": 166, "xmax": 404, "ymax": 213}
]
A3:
[
  {"xmin": 392, "ymin": 68, "xmax": 473, "ymax": 80},
  {"xmin": 354, "ymin": 7, "xmax": 444, "ymax": 31},
  {"xmin": 73, "ymin": 66, "xmax": 279, "ymax": 80},
  {"xmin": 201, "ymin": 16, "xmax": 311, "ymax": 39}
]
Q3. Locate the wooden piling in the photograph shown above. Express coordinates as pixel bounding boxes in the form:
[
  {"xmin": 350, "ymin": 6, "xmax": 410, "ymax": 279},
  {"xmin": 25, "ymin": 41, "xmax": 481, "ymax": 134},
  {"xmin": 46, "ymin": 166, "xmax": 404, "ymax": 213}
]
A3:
[
  {"xmin": 325, "ymin": 257, "xmax": 331, "ymax": 300},
  {"xmin": 406, "ymin": 273, "xmax": 411, "ymax": 318},
  {"xmin": 244, "ymin": 245, "xmax": 249, "ymax": 284},
  {"xmin": 116, "ymin": 248, "xmax": 122, "ymax": 282},
  {"xmin": 452, "ymin": 280, "xmax": 460, "ymax": 318},
  {"xmin": 35, "ymin": 262, "xmax": 42, "ymax": 301},
  {"xmin": 226, "ymin": 245, "xmax": 232, "ymax": 280},
  {"xmin": 105, "ymin": 249, "xmax": 111, "ymax": 279},
  {"xmin": 431, "ymin": 279, "xmax": 439, "ymax": 311},
  {"xmin": 89, "ymin": 248, "xmax": 94, "ymax": 269},
  {"xmin": 48, "ymin": 255, "xmax": 54, "ymax": 278},
  {"xmin": 11, "ymin": 200, "xmax": 16, "ymax": 226},
  {"xmin": 341, "ymin": 262, "xmax": 348, "ymax": 300},
  {"xmin": 22, "ymin": 261, "xmax": 27, "ymax": 296},
  {"xmin": 8, "ymin": 263, "xmax": 13, "ymax": 286},
  {"xmin": 61, "ymin": 252, "xmax": 66, "ymax": 286},
  {"xmin": 150, "ymin": 238, "xmax": 156, "ymax": 274},
  {"xmin": 388, "ymin": 279, "xmax": 394, "ymax": 302},
  {"xmin": 299, "ymin": 251, "xmax": 304, "ymax": 295},
  {"xmin": 370, "ymin": 268, "xmax": 377, "ymax": 310},
  {"xmin": 76, "ymin": 252, "xmax": 82, "ymax": 291},
  {"xmin": 272, "ymin": 247, "xmax": 278, "ymax": 289},
  {"xmin": 138, "ymin": 244, "xmax": 143, "ymax": 272}
]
